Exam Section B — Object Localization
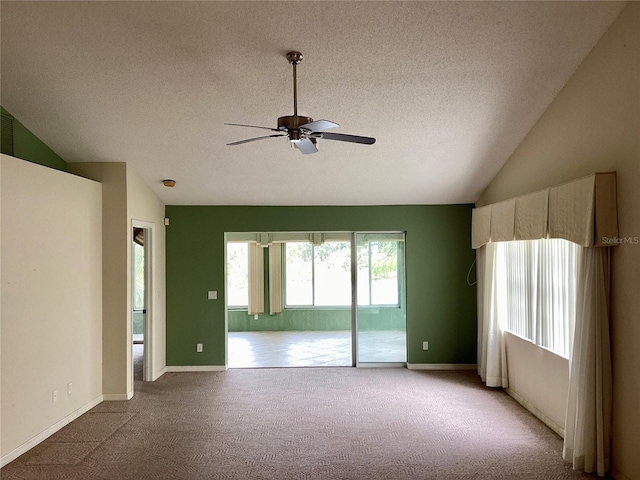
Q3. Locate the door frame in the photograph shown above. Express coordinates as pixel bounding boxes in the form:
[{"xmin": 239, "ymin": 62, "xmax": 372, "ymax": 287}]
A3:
[{"xmin": 350, "ymin": 232, "xmax": 358, "ymax": 366}]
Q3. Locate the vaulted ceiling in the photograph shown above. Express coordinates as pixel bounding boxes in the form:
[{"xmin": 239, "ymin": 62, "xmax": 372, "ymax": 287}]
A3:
[{"xmin": 0, "ymin": 1, "xmax": 625, "ymax": 205}]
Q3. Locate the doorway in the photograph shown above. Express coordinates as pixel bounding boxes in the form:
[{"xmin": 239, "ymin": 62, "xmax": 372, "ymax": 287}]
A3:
[
  {"xmin": 132, "ymin": 221, "xmax": 154, "ymax": 386},
  {"xmin": 225, "ymin": 231, "xmax": 406, "ymax": 368}
]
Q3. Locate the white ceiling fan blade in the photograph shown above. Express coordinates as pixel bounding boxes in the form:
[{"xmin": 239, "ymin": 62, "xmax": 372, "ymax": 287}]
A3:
[
  {"xmin": 300, "ymin": 119, "xmax": 339, "ymax": 131},
  {"xmin": 227, "ymin": 134, "xmax": 285, "ymax": 146},
  {"xmin": 225, "ymin": 123, "xmax": 280, "ymax": 132},
  {"xmin": 294, "ymin": 138, "xmax": 318, "ymax": 154},
  {"xmin": 320, "ymin": 132, "xmax": 376, "ymax": 145}
]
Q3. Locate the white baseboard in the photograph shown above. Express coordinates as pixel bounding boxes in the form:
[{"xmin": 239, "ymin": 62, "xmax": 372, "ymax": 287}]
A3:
[
  {"xmin": 1, "ymin": 394, "xmax": 103, "ymax": 468},
  {"xmin": 505, "ymin": 387, "xmax": 565, "ymax": 438},
  {"xmin": 407, "ymin": 363, "xmax": 477, "ymax": 370},
  {"xmin": 102, "ymin": 392, "xmax": 133, "ymax": 401},
  {"xmin": 165, "ymin": 365, "xmax": 227, "ymax": 372},
  {"xmin": 152, "ymin": 367, "xmax": 167, "ymax": 381}
]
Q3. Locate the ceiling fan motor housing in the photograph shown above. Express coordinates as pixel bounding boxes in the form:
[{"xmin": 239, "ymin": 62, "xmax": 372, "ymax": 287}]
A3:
[{"xmin": 278, "ymin": 115, "xmax": 313, "ymax": 130}]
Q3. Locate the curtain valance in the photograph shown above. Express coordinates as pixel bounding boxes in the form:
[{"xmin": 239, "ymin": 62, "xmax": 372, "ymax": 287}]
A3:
[
  {"xmin": 227, "ymin": 232, "xmax": 352, "ymax": 245},
  {"xmin": 472, "ymin": 173, "xmax": 618, "ymax": 248},
  {"xmin": 227, "ymin": 231, "xmax": 405, "ymax": 246}
]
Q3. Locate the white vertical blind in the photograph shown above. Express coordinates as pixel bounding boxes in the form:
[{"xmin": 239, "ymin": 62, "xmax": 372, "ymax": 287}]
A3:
[
  {"xmin": 500, "ymin": 240, "xmax": 536, "ymax": 341},
  {"xmin": 496, "ymin": 239, "xmax": 577, "ymax": 358},
  {"xmin": 537, "ymin": 239, "xmax": 577, "ymax": 356}
]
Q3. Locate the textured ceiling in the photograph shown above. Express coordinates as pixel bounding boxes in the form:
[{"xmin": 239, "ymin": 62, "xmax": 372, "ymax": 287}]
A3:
[{"xmin": 0, "ymin": 1, "xmax": 625, "ymax": 205}]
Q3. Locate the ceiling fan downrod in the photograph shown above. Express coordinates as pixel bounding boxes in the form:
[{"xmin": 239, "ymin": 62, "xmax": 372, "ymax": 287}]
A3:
[
  {"xmin": 278, "ymin": 51, "xmax": 312, "ymax": 134},
  {"xmin": 286, "ymin": 51, "xmax": 303, "ymax": 118}
]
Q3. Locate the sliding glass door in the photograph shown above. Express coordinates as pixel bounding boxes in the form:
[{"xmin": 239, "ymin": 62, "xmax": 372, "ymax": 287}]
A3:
[
  {"xmin": 225, "ymin": 231, "xmax": 406, "ymax": 368},
  {"xmin": 354, "ymin": 233, "xmax": 407, "ymax": 364}
]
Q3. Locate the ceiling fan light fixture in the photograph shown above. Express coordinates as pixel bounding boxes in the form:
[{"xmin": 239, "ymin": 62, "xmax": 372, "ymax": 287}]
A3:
[{"xmin": 288, "ymin": 129, "xmax": 302, "ymax": 143}]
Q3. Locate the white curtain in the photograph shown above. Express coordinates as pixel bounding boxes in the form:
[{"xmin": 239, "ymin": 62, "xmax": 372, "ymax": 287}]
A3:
[
  {"xmin": 268, "ymin": 244, "xmax": 283, "ymax": 315},
  {"xmin": 477, "ymin": 243, "xmax": 509, "ymax": 388},
  {"xmin": 247, "ymin": 243, "xmax": 264, "ymax": 315},
  {"xmin": 563, "ymin": 247, "xmax": 612, "ymax": 476}
]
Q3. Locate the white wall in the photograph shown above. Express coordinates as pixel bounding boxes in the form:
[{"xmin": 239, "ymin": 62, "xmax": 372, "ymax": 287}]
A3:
[
  {"xmin": 478, "ymin": 4, "xmax": 639, "ymax": 479},
  {"xmin": 504, "ymin": 333, "xmax": 569, "ymax": 436},
  {"xmin": 68, "ymin": 162, "xmax": 166, "ymax": 398},
  {"xmin": 68, "ymin": 162, "xmax": 129, "ymax": 399},
  {"xmin": 126, "ymin": 164, "xmax": 166, "ymax": 385},
  {"xmin": 0, "ymin": 154, "xmax": 103, "ymax": 464}
]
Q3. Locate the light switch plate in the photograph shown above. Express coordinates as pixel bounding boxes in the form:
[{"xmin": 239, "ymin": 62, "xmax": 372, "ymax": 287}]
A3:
[{"xmin": 207, "ymin": 290, "xmax": 217, "ymax": 300}]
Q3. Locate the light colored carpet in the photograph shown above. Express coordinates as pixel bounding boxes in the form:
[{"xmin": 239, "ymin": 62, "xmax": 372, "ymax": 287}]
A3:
[{"xmin": 3, "ymin": 368, "xmax": 599, "ymax": 479}]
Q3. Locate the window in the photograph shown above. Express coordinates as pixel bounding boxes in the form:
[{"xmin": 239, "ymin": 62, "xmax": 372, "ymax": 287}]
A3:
[
  {"xmin": 357, "ymin": 240, "xmax": 399, "ymax": 306},
  {"xmin": 226, "ymin": 242, "xmax": 249, "ymax": 308},
  {"xmin": 496, "ymin": 239, "xmax": 578, "ymax": 357},
  {"xmin": 285, "ymin": 241, "xmax": 351, "ymax": 307}
]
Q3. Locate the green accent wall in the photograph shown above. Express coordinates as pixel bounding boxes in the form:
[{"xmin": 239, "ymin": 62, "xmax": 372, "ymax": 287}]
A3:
[
  {"xmin": 1, "ymin": 106, "xmax": 67, "ymax": 171},
  {"xmin": 229, "ymin": 308, "xmax": 351, "ymax": 331},
  {"xmin": 166, "ymin": 205, "xmax": 477, "ymax": 367},
  {"xmin": 228, "ymin": 307, "xmax": 406, "ymax": 332}
]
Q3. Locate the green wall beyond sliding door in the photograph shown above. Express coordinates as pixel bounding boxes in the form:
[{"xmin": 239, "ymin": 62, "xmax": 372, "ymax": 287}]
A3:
[{"xmin": 165, "ymin": 205, "xmax": 476, "ymax": 367}]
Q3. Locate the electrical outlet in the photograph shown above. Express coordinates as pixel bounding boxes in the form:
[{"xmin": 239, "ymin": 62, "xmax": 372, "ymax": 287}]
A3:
[
  {"xmin": 67, "ymin": 383, "xmax": 72, "ymax": 395},
  {"xmin": 197, "ymin": 343, "xmax": 203, "ymax": 353},
  {"xmin": 423, "ymin": 341, "xmax": 429, "ymax": 350},
  {"xmin": 52, "ymin": 389, "xmax": 58, "ymax": 403}
]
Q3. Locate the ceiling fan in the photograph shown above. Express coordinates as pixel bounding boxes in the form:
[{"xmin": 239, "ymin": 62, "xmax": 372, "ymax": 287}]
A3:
[{"xmin": 225, "ymin": 51, "xmax": 376, "ymax": 155}]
